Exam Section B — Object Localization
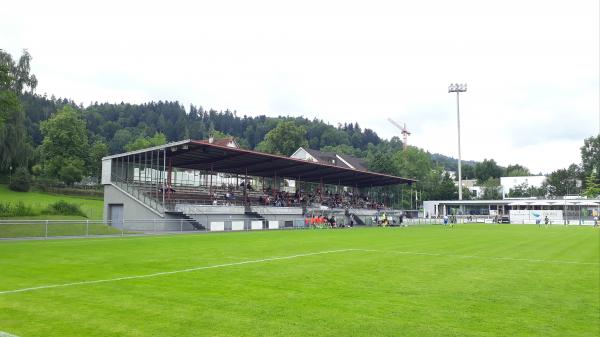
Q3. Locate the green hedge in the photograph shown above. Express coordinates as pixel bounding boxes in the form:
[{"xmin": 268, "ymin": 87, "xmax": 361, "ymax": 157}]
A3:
[
  {"xmin": 0, "ymin": 201, "xmax": 36, "ymax": 217},
  {"xmin": 41, "ymin": 201, "xmax": 87, "ymax": 217},
  {"xmin": 0, "ymin": 200, "xmax": 87, "ymax": 218}
]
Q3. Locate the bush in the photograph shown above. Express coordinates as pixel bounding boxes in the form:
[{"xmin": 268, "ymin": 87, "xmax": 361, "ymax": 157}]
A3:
[
  {"xmin": 42, "ymin": 200, "xmax": 86, "ymax": 217},
  {"xmin": 9, "ymin": 167, "xmax": 32, "ymax": 192},
  {"xmin": 58, "ymin": 163, "xmax": 84, "ymax": 186},
  {"xmin": 0, "ymin": 201, "xmax": 35, "ymax": 217}
]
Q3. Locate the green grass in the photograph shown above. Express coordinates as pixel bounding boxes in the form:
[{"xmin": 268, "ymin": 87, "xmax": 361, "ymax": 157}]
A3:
[
  {"xmin": 0, "ymin": 225, "xmax": 598, "ymax": 337},
  {"xmin": 0, "ymin": 184, "xmax": 103, "ymax": 219}
]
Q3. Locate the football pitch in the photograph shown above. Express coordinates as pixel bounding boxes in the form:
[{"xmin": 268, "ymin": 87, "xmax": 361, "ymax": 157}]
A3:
[{"xmin": 0, "ymin": 225, "xmax": 598, "ymax": 337}]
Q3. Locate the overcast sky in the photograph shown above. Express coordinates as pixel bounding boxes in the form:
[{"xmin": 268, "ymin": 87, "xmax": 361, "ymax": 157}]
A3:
[{"xmin": 2, "ymin": 0, "xmax": 598, "ymax": 174}]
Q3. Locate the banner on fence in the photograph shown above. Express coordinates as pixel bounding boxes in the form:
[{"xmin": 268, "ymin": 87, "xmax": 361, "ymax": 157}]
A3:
[
  {"xmin": 509, "ymin": 210, "xmax": 563, "ymax": 224},
  {"xmin": 210, "ymin": 221, "xmax": 225, "ymax": 231},
  {"xmin": 251, "ymin": 221, "xmax": 263, "ymax": 230},
  {"xmin": 231, "ymin": 221, "xmax": 244, "ymax": 231}
]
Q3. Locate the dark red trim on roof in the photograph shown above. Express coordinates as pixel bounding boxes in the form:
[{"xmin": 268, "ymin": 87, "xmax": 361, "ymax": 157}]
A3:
[{"xmin": 116, "ymin": 140, "xmax": 416, "ymax": 187}]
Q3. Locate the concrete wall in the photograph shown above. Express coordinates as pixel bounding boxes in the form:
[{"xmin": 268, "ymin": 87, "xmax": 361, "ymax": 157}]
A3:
[
  {"xmin": 103, "ymin": 184, "xmax": 163, "ymax": 222},
  {"xmin": 101, "ymin": 158, "xmax": 112, "ymax": 185},
  {"xmin": 175, "ymin": 204, "xmax": 246, "ymax": 215},
  {"xmin": 423, "ymin": 201, "xmax": 438, "ymax": 217},
  {"xmin": 252, "ymin": 206, "xmax": 302, "ymax": 215},
  {"xmin": 347, "ymin": 209, "xmax": 379, "ymax": 216}
]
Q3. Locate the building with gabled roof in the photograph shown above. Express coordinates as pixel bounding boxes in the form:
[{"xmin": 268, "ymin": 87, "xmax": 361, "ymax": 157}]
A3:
[
  {"xmin": 201, "ymin": 136, "xmax": 238, "ymax": 148},
  {"xmin": 290, "ymin": 147, "xmax": 368, "ymax": 171}
]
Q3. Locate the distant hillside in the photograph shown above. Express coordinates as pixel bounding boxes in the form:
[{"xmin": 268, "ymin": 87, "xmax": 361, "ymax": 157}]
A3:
[
  {"xmin": 20, "ymin": 93, "xmax": 381, "ymax": 154},
  {"xmin": 21, "ymin": 93, "xmax": 483, "ymax": 172},
  {"xmin": 430, "ymin": 153, "xmax": 479, "ymax": 172}
]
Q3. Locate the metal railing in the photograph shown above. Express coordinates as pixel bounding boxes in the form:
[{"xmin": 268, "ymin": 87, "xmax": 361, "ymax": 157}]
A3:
[
  {"xmin": 0, "ymin": 219, "xmax": 122, "ymax": 239},
  {"xmin": 110, "ymin": 176, "xmax": 398, "ymax": 213},
  {"xmin": 112, "ymin": 176, "xmax": 164, "ymax": 213},
  {"xmin": 0, "ymin": 216, "xmax": 438, "ymax": 240},
  {"xmin": 0, "ymin": 218, "xmax": 312, "ymax": 239}
]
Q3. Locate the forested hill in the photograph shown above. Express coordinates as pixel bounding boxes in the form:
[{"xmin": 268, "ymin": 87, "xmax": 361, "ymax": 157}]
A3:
[
  {"xmin": 430, "ymin": 153, "xmax": 478, "ymax": 173},
  {"xmin": 2, "ymin": 50, "xmax": 595, "ymax": 202},
  {"xmin": 22, "ymin": 93, "xmax": 393, "ymax": 157}
]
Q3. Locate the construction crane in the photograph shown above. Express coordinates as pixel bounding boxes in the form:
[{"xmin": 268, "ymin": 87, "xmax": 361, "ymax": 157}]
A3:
[{"xmin": 387, "ymin": 118, "xmax": 411, "ymax": 151}]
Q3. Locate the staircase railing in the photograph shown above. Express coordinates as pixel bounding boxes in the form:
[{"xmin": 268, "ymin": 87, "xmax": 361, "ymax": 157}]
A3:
[{"xmin": 111, "ymin": 175, "xmax": 165, "ymax": 213}]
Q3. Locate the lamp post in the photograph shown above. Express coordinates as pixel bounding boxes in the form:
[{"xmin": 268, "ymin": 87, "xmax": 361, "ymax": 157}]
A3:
[{"xmin": 448, "ymin": 83, "xmax": 467, "ymax": 200}]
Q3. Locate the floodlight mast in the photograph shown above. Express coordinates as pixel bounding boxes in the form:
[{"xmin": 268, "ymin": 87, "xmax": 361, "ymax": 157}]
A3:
[{"xmin": 448, "ymin": 83, "xmax": 467, "ymax": 200}]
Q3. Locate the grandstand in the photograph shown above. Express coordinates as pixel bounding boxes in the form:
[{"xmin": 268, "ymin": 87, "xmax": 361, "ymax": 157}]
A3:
[{"xmin": 101, "ymin": 140, "xmax": 416, "ymax": 231}]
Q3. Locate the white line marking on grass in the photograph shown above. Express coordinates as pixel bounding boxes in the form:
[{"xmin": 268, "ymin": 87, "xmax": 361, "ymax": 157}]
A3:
[
  {"xmin": 0, "ymin": 331, "xmax": 19, "ymax": 337},
  {"xmin": 354, "ymin": 249, "xmax": 600, "ymax": 265},
  {"xmin": 0, "ymin": 249, "xmax": 358, "ymax": 295}
]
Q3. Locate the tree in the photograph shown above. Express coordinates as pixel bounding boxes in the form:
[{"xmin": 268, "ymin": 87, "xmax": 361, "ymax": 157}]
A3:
[
  {"xmin": 0, "ymin": 49, "xmax": 38, "ymax": 93},
  {"xmin": 528, "ymin": 185, "xmax": 547, "ymax": 198},
  {"xmin": 461, "ymin": 186, "xmax": 474, "ymax": 200},
  {"xmin": 58, "ymin": 158, "xmax": 85, "ymax": 186},
  {"xmin": 543, "ymin": 164, "xmax": 582, "ymax": 196},
  {"xmin": 480, "ymin": 177, "xmax": 502, "ymax": 199},
  {"xmin": 367, "ymin": 152, "xmax": 396, "ymax": 175},
  {"xmin": 583, "ymin": 171, "xmax": 600, "ymax": 198},
  {"xmin": 394, "ymin": 147, "xmax": 433, "ymax": 182},
  {"xmin": 39, "ymin": 106, "xmax": 89, "ymax": 184},
  {"xmin": 320, "ymin": 144, "xmax": 362, "ymax": 157},
  {"xmin": 580, "ymin": 135, "xmax": 600, "ymax": 179},
  {"xmin": 124, "ymin": 132, "xmax": 167, "ymax": 151},
  {"xmin": 110, "ymin": 129, "xmax": 134, "ymax": 153},
  {"xmin": 255, "ymin": 121, "xmax": 308, "ymax": 156},
  {"xmin": 427, "ymin": 171, "xmax": 458, "ymax": 200},
  {"xmin": 475, "ymin": 159, "xmax": 504, "ymax": 183},
  {"xmin": 0, "ymin": 91, "xmax": 32, "ymax": 170},
  {"xmin": 9, "ymin": 166, "xmax": 32, "ymax": 192},
  {"xmin": 508, "ymin": 182, "xmax": 530, "ymax": 198},
  {"xmin": 506, "ymin": 164, "xmax": 531, "ymax": 177},
  {"xmin": 0, "ymin": 50, "xmax": 36, "ymax": 171},
  {"xmin": 88, "ymin": 140, "xmax": 109, "ymax": 178},
  {"xmin": 461, "ymin": 164, "xmax": 476, "ymax": 180}
]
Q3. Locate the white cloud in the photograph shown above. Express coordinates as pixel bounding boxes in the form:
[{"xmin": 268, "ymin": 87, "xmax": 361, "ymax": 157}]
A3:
[{"xmin": 2, "ymin": 0, "xmax": 598, "ymax": 173}]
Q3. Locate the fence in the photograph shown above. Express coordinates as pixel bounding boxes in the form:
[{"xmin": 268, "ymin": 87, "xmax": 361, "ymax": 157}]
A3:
[
  {"xmin": 0, "ymin": 216, "xmax": 440, "ymax": 240},
  {"xmin": 2, "ymin": 216, "xmax": 594, "ymax": 240},
  {"xmin": 0, "ymin": 218, "xmax": 317, "ymax": 239}
]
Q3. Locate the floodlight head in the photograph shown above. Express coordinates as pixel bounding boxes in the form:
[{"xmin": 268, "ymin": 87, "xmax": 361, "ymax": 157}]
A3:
[{"xmin": 448, "ymin": 83, "xmax": 467, "ymax": 93}]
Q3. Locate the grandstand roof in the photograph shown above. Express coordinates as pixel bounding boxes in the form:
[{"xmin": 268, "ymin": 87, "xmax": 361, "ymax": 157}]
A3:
[{"xmin": 104, "ymin": 139, "xmax": 416, "ymax": 187}]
